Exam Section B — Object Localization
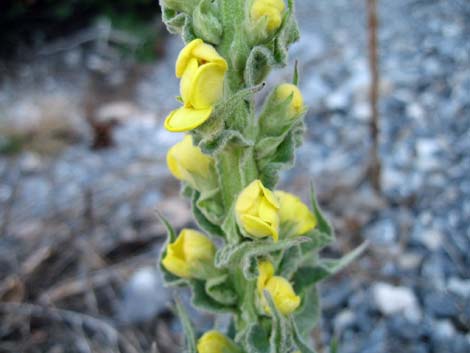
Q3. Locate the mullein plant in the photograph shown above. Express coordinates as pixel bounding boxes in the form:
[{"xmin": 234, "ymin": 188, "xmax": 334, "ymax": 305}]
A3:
[{"xmin": 158, "ymin": 0, "xmax": 367, "ymax": 352}]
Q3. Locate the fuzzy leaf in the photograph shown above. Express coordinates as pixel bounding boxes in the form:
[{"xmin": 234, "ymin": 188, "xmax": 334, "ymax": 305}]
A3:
[
  {"xmin": 310, "ymin": 182, "xmax": 334, "ymax": 240},
  {"xmin": 258, "ymin": 122, "xmax": 304, "ymax": 189},
  {"xmin": 299, "ymin": 229, "xmax": 333, "ymax": 257},
  {"xmin": 189, "ymin": 280, "xmax": 237, "ymax": 314},
  {"xmin": 292, "ymin": 285, "xmax": 321, "ymax": 339},
  {"xmin": 192, "ymin": 0, "xmax": 223, "ymax": 45},
  {"xmin": 205, "ymin": 274, "xmax": 238, "ymax": 305},
  {"xmin": 290, "ymin": 316, "xmax": 317, "ymax": 353},
  {"xmin": 278, "ymin": 245, "xmax": 302, "ymax": 279},
  {"xmin": 264, "ymin": 292, "xmax": 292, "ymax": 353},
  {"xmin": 242, "ymin": 324, "xmax": 270, "ymax": 353},
  {"xmin": 161, "ymin": 6, "xmax": 196, "ymax": 42},
  {"xmin": 215, "ymin": 237, "xmax": 309, "ymax": 280},
  {"xmin": 191, "ymin": 191, "xmax": 225, "ymax": 238},
  {"xmin": 244, "ymin": 46, "xmax": 274, "ymax": 86},
  {"xmin": 174, "ymin": 297, "xmax": 197, "ymax": 353},
  {"xmin": 273, "ymin": 0, "xmax": 300, "ymax": 65},
  {"xmin": 293, "ymin": 242, "xmax": 368, "ymax": 296}
]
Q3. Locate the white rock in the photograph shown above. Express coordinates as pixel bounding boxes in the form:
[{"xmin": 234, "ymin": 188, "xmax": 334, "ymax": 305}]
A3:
[
  {"xmin": 372, "ymin": 282, "xmax": 421, "ymax": 322},
  {"xmin": 334, "ymin": 310, "xmax": 355, "ymax": 332},
  {"xmin": 118, "ymin": 266, "xmax": 169, "ymax": 323},
  {"xmin": 447, "ymin": 277, "xmax": 470, "ymax": 298},
  {"xmin": 433, "ymin": 320, "xmax": 456, "ymax": 338},
  {"xmin": 419, "ymin": 228, "xmax": 443, "ymax": 251}
]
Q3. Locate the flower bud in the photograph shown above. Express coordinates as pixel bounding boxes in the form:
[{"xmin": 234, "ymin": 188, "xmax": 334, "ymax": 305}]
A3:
[
  {"xmin": 257, "ymin": 260, "xmax": 301, "ymax": 315},
  {"xmin": 235, "ymin": 180, "xmax": 280, "ymax": 242},
  {"xmin": 275, "ymin": 191, "xmax": 317, "ymax": 236},
  {"xmin": 250, "ymin": 0, "xmax": 286, "ymax": 33},
  {"xmin": 160, "ymin": 0, "xmax": 200, "ymax": 14},
  {"xmin": 166, "ymin": 135, "xmax": 214, "ymax": 189},
  {"xmin": 192, "ymin": 0, "xmax": 223, "ymax": 45},
  {"xmin": 197, "ymin": 330, "xmax": 241, "ymax": 353},
  {"xmin": 274, "ymin": 83, "xmax": 305, "ymax": 119},
  {"xmin": 165, "ymin": 39, "xmax": 228, "ymax": 132},
  {"xmin": 264, "ymin": 276, "xmax": 301, "ymax": 315},
  {"xmin": 162, "ymin": 228, "xmax": 216, "ymax": 279}
]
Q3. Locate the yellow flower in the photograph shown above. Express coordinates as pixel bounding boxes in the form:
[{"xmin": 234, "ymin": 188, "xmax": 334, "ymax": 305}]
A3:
[
  {"xmin": 167, "ymin": 135, "xmax": 213, "ymax": 187},
  {"xmin": 251, "ymin": 0, "xmax": 286, "ymax": 32},
  {"xmin": 257, "ymin": 260, "xmax": 275, "ymax": 295},
  {"xmin": 165, "ymin": 39, "xmax": 228, "ymax": 132},
  {"xmin": 275, "ymin": 191, "xmax": 317, "ymax": 236},
  {"xmin": 257, "ymin": 260, "xmax": 301, "ymax": 315},
  {"xmin": 235, "ymin": 180, "xmax": 280, "ymax": 242},
  {"xmin": 275, "ymin": 83, "xmax": 305, "ymax": 118},
  {"xmin": 197, "ymin": 330, "xmax": 241, "ymax": 353},
  {"xmin": 162, "ymin": 229, "xmax": 215, "ymax": 279}
]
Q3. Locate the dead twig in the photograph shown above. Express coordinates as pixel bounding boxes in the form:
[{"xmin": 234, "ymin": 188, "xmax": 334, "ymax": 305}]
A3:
[
  {"xmin": 366, "ymin": 0, "xmax": 382, "ymax": 194},
  {"xmin": 0, "ymin": 302, "xmax": 140, "ymax": 353},
  {"xmin": 39, "ymin": 253, "xmax": 154, "ymax": 304}
]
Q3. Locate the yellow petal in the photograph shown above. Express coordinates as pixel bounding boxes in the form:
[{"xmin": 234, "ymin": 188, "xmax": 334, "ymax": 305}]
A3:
[
  {"xmin": 164, "ymin": 106, "xmax": 213, "ymax": 132},
  {"xmin": 275, "ymin": 191, "xmax": 317, "ymax": 235},
  {"xmin": 240, "ymin": 214, "xmax": 278, "ymax": 240},
  {"xmin": 263, "ymin": 0, "xmax": 286, "ymax": 12},
  {"xmin": 162, "ymin": 254, "xmax": 190, "ymax": 278},
  {"xmin": 192, "ymin": 42, "xmax": 228, "ymax": 71},
  {"xmin": 260, "ymin": 182, "xmax": 280, "ymax": 209},
  {"xmin": 175, "ymin": 38, "xmax": 203, "ymax": 78},
  {"xmin": 251, "ymin": 1, "xmax": 284, "ymax": 31},
  {"xmin": 190, "ymin": 63, "xmax": 226, "ymax": 109},
  {"xmin": 257, "ymin": 260, "xmax": 275, "ymax": 294},
  {"xmin": 197, "ymin": 330, "xmax": 239, "ymax": 353},
  {"xmin": 259, "ymin": 198, "xmax": 279, "ymax": 232},
  {"xmin": 275, "ymin": 83, "xmax": 305, "ymax": 117},
  {"xmin": 162, "ymin": 235, "xmax": 191, "ymax": 278},
  {"xmin": 180, "ymin": 58, "xmax": 199, "ymax": 103},
  {"xmin": 181, "ymin": 229, "xmax": 215, "ymax": 263},
  {"xmin": 264, "ymin": 276, "xmax": 301, "ymax": 315},
  {"xmin": 166, "ymin": 135, "xmax": 213, "ymax": 183},
  {"xmin": 175, "ymin": 39, "xmax": 228, "ymax": 78},
  {"xmin": 235, "ymin": 180, "xmax": 262, "ymax": 213}
]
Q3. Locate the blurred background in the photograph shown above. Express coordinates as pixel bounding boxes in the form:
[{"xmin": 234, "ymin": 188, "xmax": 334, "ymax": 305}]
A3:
[{"xmin": 0, "ymin": 0, "xmax": 468, "ymax": 352}]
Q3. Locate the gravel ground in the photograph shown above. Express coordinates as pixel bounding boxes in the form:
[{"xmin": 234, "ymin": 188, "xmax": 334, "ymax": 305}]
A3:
[{"xmin": 0, "ymin": 0, "xmax": 469, "ymax": 352}]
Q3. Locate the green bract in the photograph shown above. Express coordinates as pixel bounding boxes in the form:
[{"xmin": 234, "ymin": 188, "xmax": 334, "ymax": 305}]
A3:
[{"xmin": 157, "ymin": 1, "xmax": 367, "ymax": 352}]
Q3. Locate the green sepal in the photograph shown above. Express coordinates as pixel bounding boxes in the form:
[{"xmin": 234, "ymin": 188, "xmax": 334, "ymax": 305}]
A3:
[
  {"xmin": 240, "ymin": 324, "xmax": 270, "ymax": 353},
  {"xmin": 293, "ymin": 242, "xmax": 368, "ymax": 297},
  {"xmin": 205, "ymin": 274, "xmax": 238, "ymax": 305},
  {"xmin": 174, "ymin": 297, "xmax": 198, "ymax": 353},
  {"xmin": 264, "ymin": 292, "xmax": 293, "ymax": 353},
  {"xmin": 156, "ymin": 212, "xmax": 187, "ymax": 287},
  {"xmin": 221, "ymin": 209, "xmax": 243, "ymax": 245},
  {"xmin": 161, "ymin": 5, "xmax": 196, "ymax": 42},
  {"xmin": 298, "ymin": 183, "xmax": 336, "ymax": 259},
  {"xmin": 244, "ymin": 46, "xmax": 274, "ymax": 86},
  {"xmin": 257, "ymin": 87, "xmax": 307, "ymax": 138},
  {"xmin": 215, "ymin": 237, "xmax": 309, "ymax": 280},
  {"xmin": 189, "ymin": 279, "xmax": 237, "ymax": 314},
  {"xmin": 272, "ymin": 0, "xmax": 300, "ymax": 65},
  {"xmin": 230, "ymin": 29, "xmax": 252, "ymax": 77},
  {"xmin": 278, "ymin": 245, "xmax": 302, "ymax": 280},
  {"xmin": 192, "ymin": 84, "xmax": 264, "ymax": 155},
  {"xmin": 192, "ymin": 0, "xmax": 223, "ymax": 45},
  {"xmin": 290, "ymin": 316, "xmax": 318, "ymax": 353},
  {"xmin": 292, "ymin": 285, "xmax": 321, "ymax": 339},
  {"xmin": 258, "ymin": 121, "xmax": 305, "ymax": 189},
  {"xmin": 159, "ymin": 0, "xmax": 200, "ymax": 14},
  {"xmin": 196, "ymin": 188, "xmax": 225, "ymax": 225},
  {"xmin": 310, "ymin": 182, "xmax": 334, "ymax": 240},
  {"xmin": 191, "ymin": 190, "xmax": 225, "ymax": 238}
]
